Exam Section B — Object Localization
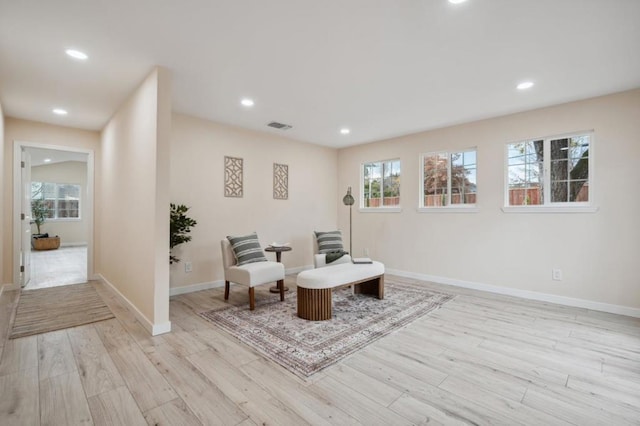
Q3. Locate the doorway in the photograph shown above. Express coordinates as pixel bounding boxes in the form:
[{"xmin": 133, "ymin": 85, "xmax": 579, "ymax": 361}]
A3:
[{"xmin": 13, "ymin": 142, "xmax": 94, "ymax": 289}]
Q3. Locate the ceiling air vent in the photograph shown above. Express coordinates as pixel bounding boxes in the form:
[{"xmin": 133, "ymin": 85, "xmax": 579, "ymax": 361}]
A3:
[{"xmin": 267, "ymin": 121, "xmax": 292, "ymax": 130}]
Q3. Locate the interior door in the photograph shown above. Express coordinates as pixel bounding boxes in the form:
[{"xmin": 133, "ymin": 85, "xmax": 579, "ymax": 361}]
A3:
[{"xmin": 21, "ymin": 149, "xmax": 32, "ymax": 287}]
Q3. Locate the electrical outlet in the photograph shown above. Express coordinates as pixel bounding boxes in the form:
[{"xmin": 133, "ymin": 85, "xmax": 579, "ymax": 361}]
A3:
[
  {"xmin": 185, "ymin": 262, "xmax": 193, "ymax": 273},
  {"xmin": 552, "ymin": 268, "xmax": 562, "ymax": 281}
]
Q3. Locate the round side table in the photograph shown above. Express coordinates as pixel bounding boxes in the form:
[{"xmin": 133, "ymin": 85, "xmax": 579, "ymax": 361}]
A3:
[{"xmin": 264, "ymin": 246, "xmax": 292, "ymax": 293}]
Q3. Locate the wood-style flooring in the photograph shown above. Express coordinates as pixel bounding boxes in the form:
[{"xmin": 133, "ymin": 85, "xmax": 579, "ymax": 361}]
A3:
[{"xmin": 1, "ymin": 275, "xmax": 639, "ymax": 425}]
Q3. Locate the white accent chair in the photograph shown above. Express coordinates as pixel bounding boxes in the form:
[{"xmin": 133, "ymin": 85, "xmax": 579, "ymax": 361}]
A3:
[
  {"xmin": 221, "ymin": 239, "xmax": 285, "ymax": 310},
  {"xmin": 312, "ymin": 233, "xmax": 352, "ymax": 268}
]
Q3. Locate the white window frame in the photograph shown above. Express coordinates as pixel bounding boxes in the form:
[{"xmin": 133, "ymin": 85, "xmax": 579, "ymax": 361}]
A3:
[
  {"xmin": 360, "ymin": 158, "xmax": 402, "ymax": 213},
  {"xmin": 418, "ymin": 148, "xmax": 478, "ymax": 213},
  {"xmin": 32, "ymin": 181, "xmax": 82, "ymax": 221},
  {"xmin": 502, "ymin": 131, "xmax": 597, "ymax": 213}
]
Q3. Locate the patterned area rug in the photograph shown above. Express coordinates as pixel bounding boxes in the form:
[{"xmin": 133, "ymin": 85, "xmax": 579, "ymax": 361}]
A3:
[{"xmin": 199, "ymin": 279, "xmax": 455, "ymax": 377}]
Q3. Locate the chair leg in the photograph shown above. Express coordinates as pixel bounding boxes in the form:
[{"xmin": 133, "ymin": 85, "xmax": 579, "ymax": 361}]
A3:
[
  {"xmin": 249, "ymin": 287, "xmax": 255, "ymax": 310},
  {"xmin": 278, "ymin": 279, "xmax": 285, "ymax": 302},
  {"xmin": 224, "ymin": 281, "xmax": 230, "ymax": 300}
]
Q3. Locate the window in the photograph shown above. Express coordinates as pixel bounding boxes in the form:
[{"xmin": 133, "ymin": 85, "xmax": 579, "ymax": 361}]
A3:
[
  {"xmin": 420, "ymin": 149, "xmax": 477, "ymax": 208},
  {"xmin": 506, "ymin": 133, "xmax": 591, "ymax": 208},
  {"xmin": 362, "ymin": 159, "xmax": 401, "ymax": 209},
  {"xmin": 31, "ymin": 182, "xmax": 81, "ymax": 219}
]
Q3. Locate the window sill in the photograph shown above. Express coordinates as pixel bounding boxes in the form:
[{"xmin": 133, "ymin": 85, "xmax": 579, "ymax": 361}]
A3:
[
  {"xmin": 418, "ymin": 206, "xmax": 479, "ymax": 213},
  {"xmin": 359, "ymin": 207, "xmax": 402, "ymax": 213},
  {"xmin": 501, "ymin": 205, "xmax": 599, "ymax": 214}
]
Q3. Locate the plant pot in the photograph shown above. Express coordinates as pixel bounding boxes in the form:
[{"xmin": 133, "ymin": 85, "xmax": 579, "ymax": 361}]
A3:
[{"xmin": 32, "ymin": 236, "xmax": 60, "ymax": 250}]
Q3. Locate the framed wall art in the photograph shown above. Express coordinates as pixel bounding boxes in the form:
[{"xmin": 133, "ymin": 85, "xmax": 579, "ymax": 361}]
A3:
[
  {"xmin": 224, "ymin": 156, "xmax": 243, "ymax": 197},
  {"xmin": 273, "ymin": 163, "xmax": 288, "ymax": 200}
]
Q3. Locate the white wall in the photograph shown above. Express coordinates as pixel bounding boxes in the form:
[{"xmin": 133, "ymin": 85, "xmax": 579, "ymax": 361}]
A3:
[
  {"xmin": 169, "ymin": 113, "xmax": 339, "ymax": 291},
  {"xmin": 338, "ymin": 89, "xmax": 640, "ymax": 313},
  {"xmin": 2, "ymin": 118, "xmax": 100, "ymax": 286},
  {"xmin": 0, "ymin": 101, "xmax": 4, "ymax": 287},
  {"xmin": 98, "ymin": 67, "xmax": 171, "ymax": 334},
  {"xmin": 31, "ymin": 161, "xmax": 88, "ymax": 245}
]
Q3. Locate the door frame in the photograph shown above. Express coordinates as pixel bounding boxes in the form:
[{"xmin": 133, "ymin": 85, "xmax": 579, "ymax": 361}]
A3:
[
  {"xmin": 13, "ymin": 140, "xmax": 95, "ymax": 287},
  {"xmin": 20, "ymin": 149, "xmax": 32, "ymax": 287}
]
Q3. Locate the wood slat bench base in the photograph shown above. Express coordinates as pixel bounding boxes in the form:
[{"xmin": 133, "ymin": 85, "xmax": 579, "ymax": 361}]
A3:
[{"xmin": 297, "ymin": 274, "xmax": 384, "ymax": 321}]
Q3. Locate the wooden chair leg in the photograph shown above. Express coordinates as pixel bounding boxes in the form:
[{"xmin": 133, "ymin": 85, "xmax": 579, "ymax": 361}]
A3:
[
  {"xmin": 278, "ymin": 279, "xmax": 285, "ymax": 302},
  {"xmin": 224, "ymin": 281, "xmax": 230, "ymax": 300},
  {"xmin": 249, "ymin": 287, "xmax": 255, "ymax": 310}
]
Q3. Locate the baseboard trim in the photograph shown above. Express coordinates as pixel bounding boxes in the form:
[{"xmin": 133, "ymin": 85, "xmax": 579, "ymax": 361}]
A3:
[
  {"xmin": 169, "ymin": 265, "xmax": 315, "ymax": 297},
  {"xmin": 386, "ymin": 268, "xmax": 640, "ymax": 319},
  {"xmin": 152, "ymin": 321, "xmax": 172, "ymax": 335},
  {"xmin": 1, "ymin": 283, "xmax": 20, "ymax": 293},
  {"xmin": 60, "ymin": 242, "xmax": 88, "ymax": 247},
  {"xmin": 97, "ymin": 274, "xmax": 172, "ymax": 336},
  {"xmin": 170, "ymin": 280, "xmax": 224, "ymax": 296}
]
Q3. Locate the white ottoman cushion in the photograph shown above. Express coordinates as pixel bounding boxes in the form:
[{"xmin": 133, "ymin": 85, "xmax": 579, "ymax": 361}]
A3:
[{"xmin": 297, "ymin": 261, "xmax": 385, "ymax": 289}]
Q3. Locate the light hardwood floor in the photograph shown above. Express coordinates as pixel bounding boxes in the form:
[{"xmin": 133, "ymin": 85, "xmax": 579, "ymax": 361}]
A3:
[{"xmin": 1, "ymin": 275, "xmax": 639, "ymax": 425}]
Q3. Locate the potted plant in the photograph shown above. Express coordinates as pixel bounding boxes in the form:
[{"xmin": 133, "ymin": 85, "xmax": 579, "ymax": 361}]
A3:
[
  {"xmin": 31, "ymin": 198, "xmax": 60, "ymax": 250},
  {"xmin": 170, "ymin": 203, "xmax": 197, "ymax": 264}
]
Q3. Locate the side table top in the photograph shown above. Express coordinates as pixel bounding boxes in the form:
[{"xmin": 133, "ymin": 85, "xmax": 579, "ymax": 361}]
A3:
[{"xmin": 265, "ymin": 246, "xmax": 292, "ymax": 253}]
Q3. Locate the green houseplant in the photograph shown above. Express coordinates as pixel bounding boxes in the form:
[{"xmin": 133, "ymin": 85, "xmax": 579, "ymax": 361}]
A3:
[
  {"xmin": 31, "ymin": 198, "xmax": 49, "ymax": 236},
  {"xmin": 170, "ymin": 203, "xmax": 197, "ymax": 264},
  {"xmin": 31, "ymin": 198, "xmax": 60, "ymax": 250}
]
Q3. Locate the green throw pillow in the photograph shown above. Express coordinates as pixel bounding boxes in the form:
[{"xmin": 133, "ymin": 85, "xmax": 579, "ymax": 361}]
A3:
[
  {"xmin": 227, "ymin": 232, "xmax": 267, "ymax": 266},
  {"xmin": 314, "ymin": 230, "xmax": 345, "ymax": 254}
]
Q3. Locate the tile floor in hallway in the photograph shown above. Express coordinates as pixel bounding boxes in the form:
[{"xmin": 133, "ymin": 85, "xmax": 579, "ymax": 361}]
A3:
[{"xmin": 26, "ymin": 245, "xmax": 87, "ymax": 290}]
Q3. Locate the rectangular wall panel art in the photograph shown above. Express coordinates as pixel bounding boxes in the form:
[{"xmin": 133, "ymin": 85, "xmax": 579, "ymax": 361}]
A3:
[
  {"xmin": 273, "ymin": 163, "xmax": 288, "ymax": 200},
  {"xmin": 225, "ymin": 156, "xmax": 243, "ymax": 197}
]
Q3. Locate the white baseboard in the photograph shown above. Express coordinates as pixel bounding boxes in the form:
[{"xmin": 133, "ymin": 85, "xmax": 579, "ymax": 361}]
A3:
[
  {"xmin": 168, "ymin": 264, "xmax": 314, "ymax": 297},
  {"xmin": 152, "ymin": 321, "xmax": 172, "ymax": 335},
  {"xmin": 97, "ymin": 274, "xmax": 172, "ymax": 336},
  {"xmin": 386, "ymin": 268, "xmax": 640, "ymax": 318},
  {"xmin": 60, "ymin": 242, "xmax": 88, "ymax": 247},
  {"xmin": 170, "ymin": 280, "xmax": 224, "ymax": 296},
  {"xmin": 1, "ymin": 283, "xmax": 20, "ymax": 293}
]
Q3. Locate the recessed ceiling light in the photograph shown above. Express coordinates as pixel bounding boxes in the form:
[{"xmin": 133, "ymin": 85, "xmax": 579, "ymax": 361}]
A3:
[
  {"xmin": 340, "ymin": 128, "xmax": 351, "ymax": 135},
  {"xmin": 517, "ymin": 81, "xmax": 535, "ymax": 90},
  {"xmin": 43, "ymin": 158, "xmax": 52, "ymax": 163},
  {"xmin": 241, "ymin": 98, "xmax": 254, "ymax": 107},
  {"xmin": 65, "ymin": 49, "xmax": 88, "ymax": 60},
  {"xmin": 448, "ymin": 0, "xmax": 468, "ymax": 4},
  {"xmin": 52, "ymin": 108, "xmax": 68, "ymax": 115}
]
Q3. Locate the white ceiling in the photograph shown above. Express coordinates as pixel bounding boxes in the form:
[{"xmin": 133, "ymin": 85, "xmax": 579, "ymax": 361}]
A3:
[
  {"xmin": 26, "ymin": 147, "xmax": 87, "ymax": 167},
  {"xmin": 1, "ymin": 0, "xmax": 639, "ymax": 148}
]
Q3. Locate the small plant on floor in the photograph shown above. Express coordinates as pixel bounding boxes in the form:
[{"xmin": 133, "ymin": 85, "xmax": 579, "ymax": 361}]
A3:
[{"xmin": 170, "ymin": 203, "xmax": 197, "ymax": 264}]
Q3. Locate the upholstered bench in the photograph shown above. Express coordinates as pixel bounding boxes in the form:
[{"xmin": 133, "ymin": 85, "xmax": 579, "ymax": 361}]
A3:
[{"xmin": 296, "ymin": 261, "xmax": 385, "ymax": 320}]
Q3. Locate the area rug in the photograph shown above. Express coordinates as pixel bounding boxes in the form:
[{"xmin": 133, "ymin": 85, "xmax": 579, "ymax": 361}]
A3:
[
  {"xmin": 199, "ymin": 279, "xmax": 455, "ymax": 377},
  {"xmin": 10, "ymin": 283, "xmax": 114, "ymax": 339}
]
